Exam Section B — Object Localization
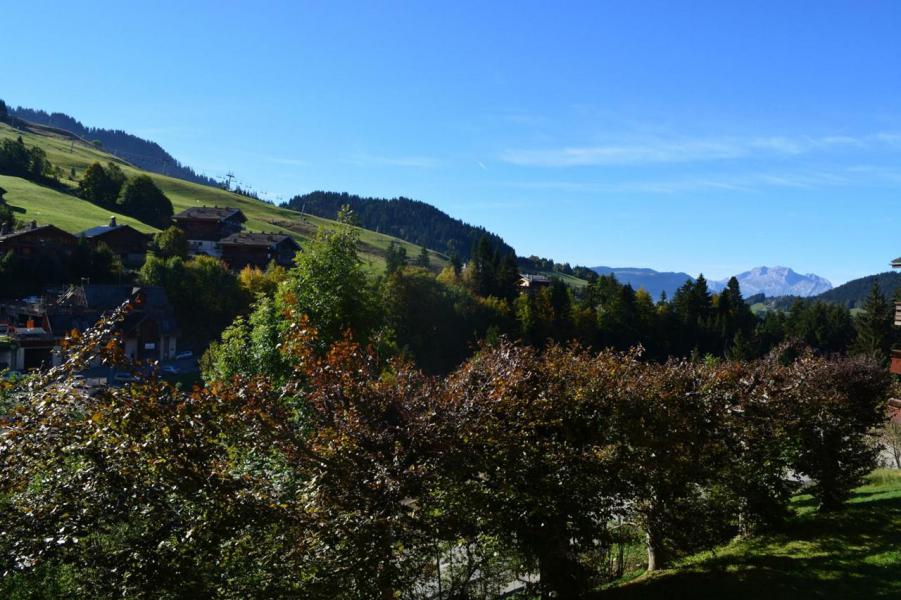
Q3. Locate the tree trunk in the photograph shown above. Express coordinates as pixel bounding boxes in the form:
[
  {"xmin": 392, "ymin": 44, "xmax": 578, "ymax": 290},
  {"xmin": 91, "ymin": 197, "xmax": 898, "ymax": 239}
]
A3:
[{"xmin": 646, "ymin": 530, "xmax": 660, "ymax": 573}]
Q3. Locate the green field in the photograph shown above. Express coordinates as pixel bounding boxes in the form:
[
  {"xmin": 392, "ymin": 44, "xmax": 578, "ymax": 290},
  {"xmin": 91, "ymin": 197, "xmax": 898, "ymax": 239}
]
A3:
[
  {"xmin": 0, "ymin": 175, "xmax": 156, "ymax": 233},
  {"xmin": 0, "ymin": 121, "xmax": 447, "ymax": 272},
  {"xmin": 602, "ymin": 469, "xmax": 901, "ymax": 599}
]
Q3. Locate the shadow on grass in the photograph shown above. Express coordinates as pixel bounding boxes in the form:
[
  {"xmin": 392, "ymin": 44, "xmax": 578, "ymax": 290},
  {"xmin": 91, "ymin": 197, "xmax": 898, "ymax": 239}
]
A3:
[{"xmin": 597, "ymin": 493, "xmax": 901, "ymax": 599}]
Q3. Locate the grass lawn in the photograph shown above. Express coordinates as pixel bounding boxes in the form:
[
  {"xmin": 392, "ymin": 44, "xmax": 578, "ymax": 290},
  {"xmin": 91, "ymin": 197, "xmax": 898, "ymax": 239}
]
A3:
[
  {"xmin": 0, "ymin": 175, "xmax": 156, "ymax": 233},
  {"xmin": 600, "ymin": 469, "xmax": 901, "ymax": 599}
]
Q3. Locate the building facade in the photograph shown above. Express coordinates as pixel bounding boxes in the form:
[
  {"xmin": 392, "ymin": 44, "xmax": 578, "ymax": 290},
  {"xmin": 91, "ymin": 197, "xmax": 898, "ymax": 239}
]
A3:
[
  {"xmin": 79, "ymin": 217, "xmax": 150, "ymax": 267},
  {"xmin": 0, "ymin": 284, "xmax": 179, "ymax": 371},
  {"xmin": 218, "ymin": 232, "xmax": 300, "ymax": 270}
]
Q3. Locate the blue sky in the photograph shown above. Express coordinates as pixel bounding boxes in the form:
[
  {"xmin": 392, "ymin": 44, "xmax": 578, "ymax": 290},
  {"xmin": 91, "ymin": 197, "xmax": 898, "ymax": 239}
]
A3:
[{"xmin": 5, "ymin": 0, "xmax": 901, "ymax": 284}]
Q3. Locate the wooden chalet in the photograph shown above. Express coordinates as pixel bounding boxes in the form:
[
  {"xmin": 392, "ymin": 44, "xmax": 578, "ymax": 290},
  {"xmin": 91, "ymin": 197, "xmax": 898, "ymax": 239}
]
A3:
[
  {"xmin": 79, "ymin": 217, "xmax": 150, "ymax": 267},
  {"xmin": 0, "ymin": 284, "xmax": 179, "ymax": 371},
  {"xmin": 519, "ymin": 273, "xmax": 552, "ymax": 291},
  {"xmin": 173, "ymin": 206, "xmax": 247, "ymax": 257},
  {"xmin": 0, "ymin": 221, "xmax": 78, "ymax": 260},
  {"xmin": 218, "ymin": 232, "xmax": 300, "ymax": 270}
]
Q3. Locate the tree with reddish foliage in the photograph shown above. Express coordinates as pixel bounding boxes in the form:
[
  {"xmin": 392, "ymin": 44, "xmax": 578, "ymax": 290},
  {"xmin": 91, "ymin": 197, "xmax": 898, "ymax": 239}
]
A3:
[{"xmin": 785, "ymin": 352, "xmax": 890, "ymax": 510}]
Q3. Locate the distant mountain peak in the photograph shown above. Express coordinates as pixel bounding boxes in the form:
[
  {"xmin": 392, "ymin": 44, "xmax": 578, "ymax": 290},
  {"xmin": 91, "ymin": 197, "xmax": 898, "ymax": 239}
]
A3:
[
  {"xmin": 590, "ymin": 264, "xmax": 832, "ymax": 300},
  {"xmin": 716, "ymin": 266, "xmax": 832, "ymax": 298}
]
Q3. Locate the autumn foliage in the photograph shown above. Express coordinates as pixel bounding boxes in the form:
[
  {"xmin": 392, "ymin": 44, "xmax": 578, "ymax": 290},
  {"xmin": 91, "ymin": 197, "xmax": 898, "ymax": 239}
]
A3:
[{"xmin": 0, "ymin": 303, "xmax": 890, "ymax": 599}]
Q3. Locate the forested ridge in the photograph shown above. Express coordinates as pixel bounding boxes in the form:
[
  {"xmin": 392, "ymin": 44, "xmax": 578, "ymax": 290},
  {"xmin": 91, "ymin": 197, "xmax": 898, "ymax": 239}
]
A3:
[
  {"xmin": 7, "ymin": 104, "xmax": 221, "ymax": 188},
  {"xmin": 285, "ymin": 190, "xmax": 515, "ymax": 261},
  {"xmin": 815, "ymin": 271, "xmax": 901, "ymax": 308}
]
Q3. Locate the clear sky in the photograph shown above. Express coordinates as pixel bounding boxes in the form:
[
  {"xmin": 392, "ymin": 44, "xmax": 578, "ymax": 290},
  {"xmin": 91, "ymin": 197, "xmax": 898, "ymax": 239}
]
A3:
[{"xmin": 5, "ymin": 0, "xmax": 901, "ymax": 284}]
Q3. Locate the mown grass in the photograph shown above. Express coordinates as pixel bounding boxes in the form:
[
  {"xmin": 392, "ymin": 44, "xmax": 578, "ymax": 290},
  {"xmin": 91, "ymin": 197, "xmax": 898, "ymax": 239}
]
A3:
[
  {"xmin": 0, "ymin": 122, "xmax": 447, "ymax": 273},
  {"xmin": 0, "ymin": 175, "xmax": 156, "ymax": 233},
  {"xmin": 601, "ymin": 469, "xmax": 901, "ymax": 599}
]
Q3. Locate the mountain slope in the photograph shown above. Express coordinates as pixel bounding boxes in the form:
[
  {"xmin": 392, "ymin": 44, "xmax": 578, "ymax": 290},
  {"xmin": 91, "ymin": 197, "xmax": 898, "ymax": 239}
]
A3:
[
  {"xmin": 0, "ymin": 121, "xmax": 446, "ymax": 272},
  {"xmin": 7, "ymin": 103, "xmax": 220, "ymax": 188},
  {"xmin": 720, "ymin": 266, "xmax": 832, "ymax": 297},
  {"xmin": 815, "ymin": 271, "xmax": 901, "ymax": 308}
]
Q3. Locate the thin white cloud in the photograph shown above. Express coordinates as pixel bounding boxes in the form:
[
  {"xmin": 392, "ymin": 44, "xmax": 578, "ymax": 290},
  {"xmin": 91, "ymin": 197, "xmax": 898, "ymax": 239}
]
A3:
[
  {"xmin": 499, "ymin": 132, "xmax": 901, "ymax": 167},
  {"xmin": 494, "ymin": 165, "xmax": 901, "ymax": 195},
  {"xmin": 347, "ymin": 153, "xmax": 442, "ymax": 168},
  {"xmin": 477, "ymin": 161, "xmax": 488, "ymax": 171}
]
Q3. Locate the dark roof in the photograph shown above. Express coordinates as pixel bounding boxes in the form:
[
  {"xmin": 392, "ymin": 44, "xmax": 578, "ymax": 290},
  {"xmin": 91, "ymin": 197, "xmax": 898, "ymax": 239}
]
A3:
[
  {"xmin": 79, "ymin": 224, "xmax": 148, "ymax": 240},
  {"xmin": 219, "ymin": 232, "xmax": 300, "ymax": 249},
  {"xmin": 0, "ymin": 223, "xmax": 76, "ymax": 242},
  {"xmin": 80, "ymin": 225, "xmax": 119, "ymax": 238},
  {"xmin": 892, "ymin": 257, "xmax": 901, "ymax": 268},
  {"xmin": 80, "ymin": 285, "xmax": 170, "ymax": 310},
  {"xmin": 173, "ymin": 206, "xmax": 246, "ymax": 222}
]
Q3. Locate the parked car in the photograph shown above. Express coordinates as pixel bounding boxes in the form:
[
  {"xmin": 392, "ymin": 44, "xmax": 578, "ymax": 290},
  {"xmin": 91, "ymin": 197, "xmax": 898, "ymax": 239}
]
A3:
[
  {"xmin": 161, "ymin": 365, "xmax": 179, "ymax": 375},
  {"xmin": 174, "ymin": 351, "xmax": 193, "ymax": 360}
]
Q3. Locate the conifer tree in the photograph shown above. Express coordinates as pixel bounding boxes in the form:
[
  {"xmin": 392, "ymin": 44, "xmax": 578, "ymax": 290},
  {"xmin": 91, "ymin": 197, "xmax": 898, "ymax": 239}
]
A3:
[
  {"xmin": 415, "ymin": 245, "xmax": 430, "ymax": 268},
  {"xmin": 852, "ymin": 281, "xmax": 894, "ymax": 362}
]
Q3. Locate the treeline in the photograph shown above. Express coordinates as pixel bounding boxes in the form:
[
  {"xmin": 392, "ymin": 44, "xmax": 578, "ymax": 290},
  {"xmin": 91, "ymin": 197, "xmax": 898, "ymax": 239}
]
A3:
[
  {"xmin": 5, "ymin": 101, "xmax": 221, "ymax": 188},
  {"xmin": 0, "ymin": 274, "xmax": 891, "ymax": 598},
  {"xmin": 78, "ymin": 162, "xmax": 173, "ymax": 228},
  {"xmin": 0, "ymin": 134, "xmax": 56, "ymax": 185},
  {"xmin": 816, "ymin": 270, "xmax": 901, "ymax": 308},
  {"xmin": 193, "ymin": 217, "xmax": 896, "ymax": 376},
  {"xmin": 284, "ymin": 190, "xmax": 515, "ymax": 261}
]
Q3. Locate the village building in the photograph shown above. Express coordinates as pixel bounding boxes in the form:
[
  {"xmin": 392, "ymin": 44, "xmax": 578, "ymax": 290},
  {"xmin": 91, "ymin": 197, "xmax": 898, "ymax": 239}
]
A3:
[
  {"xmin": 519, "ymin": 273, "xmax": 552, "ymax": 291},
  {"xmin": 173, "ymin": 206, "xmax": 246, "ymax": 257},
  {"xmin": 0, "ymin": 284, "xmax": 179, "ymax": 371},
  {"xmin": 892, "ymin": 257, "xmax": 901, "ymax": 375},
  {"xmin": 79, "ymin": 217, "xmax": 150, "ymax": 267},
  {"xmin": 218, "ymin": 232, "xmax": 301, "ymax": 270},
  {"xmin": 0, "ymin": 221, "xmax": 78, "ymax": 261}
]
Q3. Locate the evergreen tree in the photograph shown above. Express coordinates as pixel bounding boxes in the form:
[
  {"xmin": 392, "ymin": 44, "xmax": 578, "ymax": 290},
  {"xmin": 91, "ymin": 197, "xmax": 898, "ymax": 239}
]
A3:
[
  {"xmin": 384, "ymin": 241, "xmax": 407, "ymax": 274},
  {"xmin": 852, "ymin": 281, "xmax": 894, "ymax": 362},
  {"xmin": 450, "ymin": 251, "xmax": 462, "ymax": 276},
  {"xmin": 415, "ymin": 245, "xmax": 431, "ymax": 268}
]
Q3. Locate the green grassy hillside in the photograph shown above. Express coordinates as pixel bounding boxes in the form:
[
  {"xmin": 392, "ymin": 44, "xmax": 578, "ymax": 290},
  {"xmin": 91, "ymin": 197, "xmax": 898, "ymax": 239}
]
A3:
[
  {"xmin": 0, "ymin": 121, "xmax": 447, "ymax": 272},
  {"xmin": 601, "ymin": 469, "xmax": 901, "ymax": 599}
]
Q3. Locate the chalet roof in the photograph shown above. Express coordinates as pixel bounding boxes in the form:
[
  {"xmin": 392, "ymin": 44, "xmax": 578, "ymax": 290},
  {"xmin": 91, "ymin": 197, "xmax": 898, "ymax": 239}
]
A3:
[
  {"xmin": 892, "ymin": 257, "xmax": 901, "ymax": 268},
  {"xmin": 0, "ymin": 223, "xmax": 76, "ymax": 242},
  {"xmin": 79, "ymin": 225, "xmax": 146, "ymax": 239},
  {"xmin": 219, "ymin": 232, "xmax": 300, "ymax": 249},
  {"xmin": 79, "ymin": 285, "xmax": 171, "ymax": 310},
  {"xmin": 173, "ymin": 206, "xmax": 246, "ymax": 223}
]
